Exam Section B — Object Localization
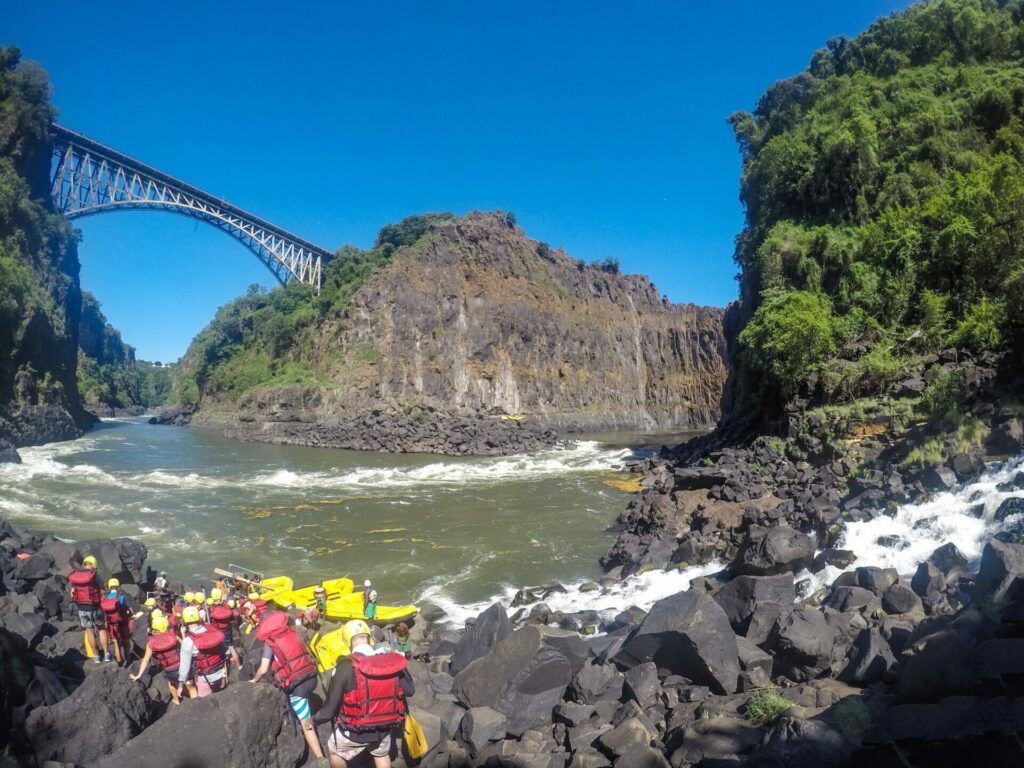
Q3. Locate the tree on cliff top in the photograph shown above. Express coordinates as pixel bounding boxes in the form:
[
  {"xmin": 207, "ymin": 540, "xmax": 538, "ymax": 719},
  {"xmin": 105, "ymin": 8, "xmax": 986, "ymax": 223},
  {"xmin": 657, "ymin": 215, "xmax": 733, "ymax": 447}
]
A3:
[{"xmin": 729, "ymin": 0, "xmax": 1024, "ymax": 416}]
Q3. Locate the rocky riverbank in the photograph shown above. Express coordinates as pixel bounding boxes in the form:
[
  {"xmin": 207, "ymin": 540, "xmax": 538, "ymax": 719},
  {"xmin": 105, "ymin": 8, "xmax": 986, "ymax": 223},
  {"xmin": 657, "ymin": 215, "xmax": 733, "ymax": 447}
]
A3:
[
  {"xmin": 150, "ymin": 399, "xmax": 560, "ymax": 456},
  {"xmin": 8, "ymin": 442, "xmax": 1024, "ymax": 768}
]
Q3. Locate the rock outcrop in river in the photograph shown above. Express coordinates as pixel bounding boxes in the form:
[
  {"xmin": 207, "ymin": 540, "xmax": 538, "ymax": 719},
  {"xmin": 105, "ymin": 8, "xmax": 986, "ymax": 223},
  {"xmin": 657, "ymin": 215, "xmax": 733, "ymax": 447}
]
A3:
[{"xmin": 174, "ymin": 211, "xmax": 728, "ymax": 455}]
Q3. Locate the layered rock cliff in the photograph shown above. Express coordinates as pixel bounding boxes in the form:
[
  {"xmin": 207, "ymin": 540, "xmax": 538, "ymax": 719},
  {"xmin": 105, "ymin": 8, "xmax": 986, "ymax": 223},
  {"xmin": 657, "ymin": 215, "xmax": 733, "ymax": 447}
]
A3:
[{"xmin": 180, "ymin": 212, "xmax": 728, "ymax": 451}]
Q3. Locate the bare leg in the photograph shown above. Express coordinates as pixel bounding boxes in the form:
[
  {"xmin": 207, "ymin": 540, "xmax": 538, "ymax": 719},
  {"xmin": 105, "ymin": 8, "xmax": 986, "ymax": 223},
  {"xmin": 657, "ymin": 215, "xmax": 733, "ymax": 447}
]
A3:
[
  {"xmin": 300, "ymin": 718, "xmax": 324, "ymax": 759},
  {"xmin": 372, "ymin": 756, "xmax": 391, "ymax": 768},
  {"xmin": 168, "ymin": 682, "xmax": 181, "ymax": 705},
  {"xmin": 99, "ymin": 628, "xmax": 110, "ymax": 657},
  {"xmin": 186, "ymin": 681, "xmax": 198, "ymax": 699},
  {"xmin": 328, "ymin": 755, "xmax": 346, "ymax": 768}
]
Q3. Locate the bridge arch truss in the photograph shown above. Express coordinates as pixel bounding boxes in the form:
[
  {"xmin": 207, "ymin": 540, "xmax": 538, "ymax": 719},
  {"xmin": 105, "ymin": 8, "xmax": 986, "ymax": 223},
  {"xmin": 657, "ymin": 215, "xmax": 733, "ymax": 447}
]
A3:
[{"xmin": 50, "ymin": 125, "xmax": 331, "ymax": 291}]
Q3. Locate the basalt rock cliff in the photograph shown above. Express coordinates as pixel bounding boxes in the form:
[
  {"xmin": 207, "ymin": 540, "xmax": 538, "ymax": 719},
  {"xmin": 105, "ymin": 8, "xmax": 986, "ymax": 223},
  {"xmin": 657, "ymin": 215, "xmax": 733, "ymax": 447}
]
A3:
[{"xmin": 179, "ymin": 212, "xmax": 728, "ymax": 453}]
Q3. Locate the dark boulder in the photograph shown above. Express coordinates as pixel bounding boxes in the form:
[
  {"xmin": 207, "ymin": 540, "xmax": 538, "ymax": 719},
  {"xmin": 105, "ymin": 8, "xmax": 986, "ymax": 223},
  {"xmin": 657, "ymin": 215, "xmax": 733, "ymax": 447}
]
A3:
[
  {"xmin": 95, "ymin": 681, "xmax": 305, "ymax": 768},
  {"xmin": 12, "ymin": 552, "xmax": 55, "ymax": 585},
  {"xmin": 623, "ymin": 661, "xmax": 660, "ymax": 709},
  {"xmin": 748, "ymin": 717, "xmax": 847, "ymax": 768},
  {"xmin": 855, "ymin": 566, "xmax": 898, "ymax": 596},
  {"xmin": 72, "ymin": 538, "xmax": 148, "ymax": 585},
  {"xmin": 771, "ymin": 606, "xmax": 839, "ymax": 683},
  {"xmin": 615, "ymin": 589, "xmax": 739, "ymax": 694},
  {"xmin": 569, "ymin": 661, "xmax": 625, "ymax": 704},
  {"xmin": 450, "ymin": 602, "xmax": 512, "ymax": 676},
  {"xmin": 0, "ymin": 439, "xmax": 21, "ymax": 464},
  {"xmin": 841, "ymin": 628, "xmax": 896, "ymax": 685},
  {"xmin": 0, "ymin": 612, "xmax": 48, "ymax": 647},
  {"xmin": 810, "ymin": 548, "xmax": 856, "ymax": 573},
  {"xmin": 882, "ymin": 582, "xmax": 923, "ymax": 615},
  {"xmin": 922, "ymin": 466, "xmax": 958, "ymax": 491},
  {"xmin": 987, "ymin": 418, "xmax": 1024, "ymax": 453},
  {"xmin": 459, "ymin": 706, "xmax": 507, "ymax": 757},
  {"xmin": 911, "ymin": 563, "xmax": 946, "ymax": 599},
  {"xmin": 823, "ymin": 585, "xmax": 879, "ymax": 614},
  {"xmin": 713, "ymin": 573, "xmax": 795, "ymax": 645},
  {"xmin": 733, "ymin": 526, "xmax": 815, "ymax": 576},
  {"xmin": 973, "ymin": 539, "xmax": 1024, "ymax": 619},
  {"xmin": 26, "ymin": 665, "xmax": 154, "ymax": 766},
  {"xmin": 995, "ymin": 497, "xmax": 1024, "ymax": 521},
  {"xmin": 454, "ymin": 625, "xmax": 574, "ymax": 735}
]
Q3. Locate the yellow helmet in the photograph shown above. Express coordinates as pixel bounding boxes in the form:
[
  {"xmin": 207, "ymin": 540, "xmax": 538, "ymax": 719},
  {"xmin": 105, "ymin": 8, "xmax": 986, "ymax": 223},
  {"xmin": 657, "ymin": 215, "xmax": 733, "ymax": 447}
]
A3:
[
  {"xmin": 227, "ymin": 598, "xmax": 236, "ymax": 609},
  {"xmin": 206, "ymin": 597, "xmax": 215, "ymax": 606},
  {"xmin": 248, "ymin": 591, "xmax": 260, "ymax": 601},
  {"xmin": 181, "ymin": 605, "xmax": 201, "ymax": 624},
  {"xmin": 83, "ymin": 555, "xmax": 98, "ymax": 569},
  {"xmin": 184, "ymin": 591, "xmax": 195, "ymax": 604},
  {"xmin": 341, "ymin": 619, "xmax": 372, "ymax": 647},
  {"xmin": 151, "ymin": 615, "xmax": 170, "ymax": 633},
  {"xmin": 144, "ymin": 597, "xmax": 157, "ymax": 608},
  {"xmin": 150, "ymin": 608, "xmax": 164, "ymax": 619},
  {"xmin": 210, "ymin": 587, "xmax": 223, "ymax": 601},
  {"xmin": 107, "ymin": 578, "xmax": 120, "ymax": 589}
]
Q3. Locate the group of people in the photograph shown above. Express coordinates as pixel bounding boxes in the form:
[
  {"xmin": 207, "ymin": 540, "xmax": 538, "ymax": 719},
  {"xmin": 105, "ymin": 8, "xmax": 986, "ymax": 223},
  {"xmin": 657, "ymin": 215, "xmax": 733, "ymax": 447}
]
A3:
[{"xmin": 68, "ymin": 557, "xmax": 416, "ymax": 768}]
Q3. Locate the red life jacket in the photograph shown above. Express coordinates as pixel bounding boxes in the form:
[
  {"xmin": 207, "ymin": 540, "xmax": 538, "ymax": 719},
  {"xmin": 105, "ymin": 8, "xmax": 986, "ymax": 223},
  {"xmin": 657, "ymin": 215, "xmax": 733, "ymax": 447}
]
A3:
[
  {"xmin": 148, "ymin": 631, "xmax": 180, "ymax": 673},
  {"xmin": 191, "ymin": 628, "xmax": 226, "ymax": 676},
  {"xmin": 208, "ymin": 604, "xmax": 234, "ymax": 633},
  {"xmin": 253, "ymin": 600, "xmax": 269, "ymax": 619},
  {"xmin": 255, "ymin": 612, "xmax": 316, "ymax": 692},
  {"xmin": 336, "ymin": 652, "xmax": 408, "ymax": 732},
  {"xmin": 100, "ymin": 594, "xmax": 129, "ymax": 625},
  {"xmin": 69, "ymin": 570, "xmax": 102, "ymax": 605}
]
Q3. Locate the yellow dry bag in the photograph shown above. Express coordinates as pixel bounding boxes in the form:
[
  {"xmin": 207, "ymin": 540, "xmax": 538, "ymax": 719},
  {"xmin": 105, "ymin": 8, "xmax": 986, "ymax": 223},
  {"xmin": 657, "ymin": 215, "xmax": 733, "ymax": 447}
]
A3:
[{"xmin": 404, "ymin": 712, "xmax": 428, "ymax": 759}]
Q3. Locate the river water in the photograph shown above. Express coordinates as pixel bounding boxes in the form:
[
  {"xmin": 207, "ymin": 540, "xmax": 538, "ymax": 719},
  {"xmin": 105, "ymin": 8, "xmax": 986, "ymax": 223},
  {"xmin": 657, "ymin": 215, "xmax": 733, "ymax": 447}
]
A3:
[{"xmin": 0, "ymin": 417, "xmax": 706, "ymax": 623}]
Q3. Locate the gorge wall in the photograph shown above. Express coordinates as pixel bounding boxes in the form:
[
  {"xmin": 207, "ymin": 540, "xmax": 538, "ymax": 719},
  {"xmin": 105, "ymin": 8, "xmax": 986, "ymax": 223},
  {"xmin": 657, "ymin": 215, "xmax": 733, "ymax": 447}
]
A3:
[
  {"xmin": 0, "ymin": 47, "xmax": 90, "ymax": 461},
  {"xmin": 181, "ymin": 212, "xmax": 728, "ymax": 449}
]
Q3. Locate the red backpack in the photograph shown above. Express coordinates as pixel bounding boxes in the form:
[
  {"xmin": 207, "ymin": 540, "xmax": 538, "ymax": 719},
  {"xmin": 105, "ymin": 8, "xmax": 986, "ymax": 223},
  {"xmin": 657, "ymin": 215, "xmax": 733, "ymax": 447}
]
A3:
[
  {"xmin": 69, "ymin": 570, "xmax": 102, "ymax": 605},
  {"xmin": 255, "ymin": 612, "xmax": 316, "ymax": 692},
  {"xmin": 100, "ymin": 594, "xmax": 128, "ymax": 625},
  {"xmin": 336, "ymin": 652, "xmax": 408, "ymax": 732},
  {"xmin": 148, "ymin": 631, "xmax": 180, "ymax": 673},
  {"xmin": 191, "ymin": 628, "xmax": 226, "ymax": 676},
  {"xmin": 208, "ymin": 604, "xmax": 234, "ymax": 633}
]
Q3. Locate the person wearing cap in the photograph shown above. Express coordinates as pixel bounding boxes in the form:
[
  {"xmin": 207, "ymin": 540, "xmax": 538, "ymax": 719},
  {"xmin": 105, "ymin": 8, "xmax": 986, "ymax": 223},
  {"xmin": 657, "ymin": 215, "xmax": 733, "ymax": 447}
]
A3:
[
  {"xmin": 361, "ymin": 579, "xmax": 373, "ymax": 612},
  {"xmin": 177, "ymin": 605, "xmax": 228, "ymax": 698},
  {"xmin": 315, "ymin": 620, "xmax": 414, "ymax": 768},
  {"xmin": 68, "ymin": 555, "xmax": 108, "ymax": 664},
  {"xmin": 131, "ymin": 613, "xmax": 184, "ymax": 704},
  {"xmin": 101, "ymin": 578, "xmax": 133, "ymax": 665}
]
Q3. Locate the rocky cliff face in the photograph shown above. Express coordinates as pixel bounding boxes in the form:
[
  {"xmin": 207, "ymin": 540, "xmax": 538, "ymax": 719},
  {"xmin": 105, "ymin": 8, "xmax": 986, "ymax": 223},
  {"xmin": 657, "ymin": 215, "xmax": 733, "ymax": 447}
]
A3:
[
  {"xmin": 193, "ymin": 212, "xmax": 727, "ymax": 446},
  {"xmin": 0, "ymin": 48, "xmax": 90, "ymax": 462}
]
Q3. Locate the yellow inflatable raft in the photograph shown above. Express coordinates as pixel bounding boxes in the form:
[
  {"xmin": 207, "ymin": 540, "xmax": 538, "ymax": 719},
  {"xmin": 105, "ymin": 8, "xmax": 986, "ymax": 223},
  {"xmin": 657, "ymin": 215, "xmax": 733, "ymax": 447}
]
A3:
[{"xmin": 259, "ymin": 576, "xmax": 417, "ymax": 624}]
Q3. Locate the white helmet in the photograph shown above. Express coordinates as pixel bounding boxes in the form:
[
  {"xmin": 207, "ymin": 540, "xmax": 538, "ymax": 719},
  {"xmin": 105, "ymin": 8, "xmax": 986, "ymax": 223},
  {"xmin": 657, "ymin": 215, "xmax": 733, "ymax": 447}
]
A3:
[{"xmin": 363, "ymin": 579, "xmax": 372, "ymax": 588}]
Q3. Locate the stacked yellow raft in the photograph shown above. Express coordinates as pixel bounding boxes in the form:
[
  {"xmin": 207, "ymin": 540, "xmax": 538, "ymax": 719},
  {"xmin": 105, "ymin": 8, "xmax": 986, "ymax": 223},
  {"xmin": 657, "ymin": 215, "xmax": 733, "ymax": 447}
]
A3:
[{"xmin": 257, "ymin": 576, "xmax": 418, "ymax": 624}]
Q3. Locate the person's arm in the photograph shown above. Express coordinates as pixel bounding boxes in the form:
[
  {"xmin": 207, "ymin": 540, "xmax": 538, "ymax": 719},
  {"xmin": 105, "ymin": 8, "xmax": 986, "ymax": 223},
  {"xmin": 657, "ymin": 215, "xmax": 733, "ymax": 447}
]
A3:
[
  {"xmin": 399, "ymin": 668, "xmax": 415, "ymax": 698},
  {"xmin": 251, "ymin": 644, "xmax": 274, "ymax": 683},
  {"xmin": 315, "ymin": 660, "xmax": 353, "ymax": 724},
  {"xmin": 130, "ymin": 646, "xmax": 153, "ymax": 680}
]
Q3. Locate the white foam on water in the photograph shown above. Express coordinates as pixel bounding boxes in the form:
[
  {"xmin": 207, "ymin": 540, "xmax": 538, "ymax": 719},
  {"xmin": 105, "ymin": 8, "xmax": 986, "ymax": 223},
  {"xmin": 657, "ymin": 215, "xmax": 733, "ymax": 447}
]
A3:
[
  {"xmin": 247, "ymin": 441, "xmax": 632, "ymax": 490},
  {"xmin": 422, "ymin": 560, "xmax": 724, "ymax": 628},
  {"xmin": 131, "ymin": 470, "xmax": 228, "ymax": 489},
  {"xmin": 0, "ymin": 442, "xmax": 122, "ymax": 487}
]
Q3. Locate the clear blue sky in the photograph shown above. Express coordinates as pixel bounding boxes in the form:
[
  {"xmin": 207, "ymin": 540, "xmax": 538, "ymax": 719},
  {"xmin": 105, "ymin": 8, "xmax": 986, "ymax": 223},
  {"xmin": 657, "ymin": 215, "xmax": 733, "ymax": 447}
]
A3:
[{"xmin": 4, "ymin": 0, "xmax": 912, "ymax": 363}]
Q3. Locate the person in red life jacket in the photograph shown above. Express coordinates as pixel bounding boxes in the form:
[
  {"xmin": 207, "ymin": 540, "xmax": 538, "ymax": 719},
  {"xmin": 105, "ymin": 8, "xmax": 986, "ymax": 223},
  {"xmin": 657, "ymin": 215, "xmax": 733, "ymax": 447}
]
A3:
[
  {"xmin": 314, "ymin": 619, "xmax": 414, "ymax": 768},
  {"xmin": 206, "ymin": 588, "xmax": 242, "ymax": 678},
  {"xmin": 176, "ymin": 605, "xmax": 228, "ymax": 699},
  {"xmin": 68, "ymin": 555, "xmax": 110, "ymax": 664},
  {"xmin": 251, "ymin": 609, "xmax": 326, "ymax": 763},
  {"xmin": 130, "ymin": 614, "xmax": 184, "ymax": 704},
  {"xmin": 101, "ymin": 578, "xmax": 133, "ymax": 665}
]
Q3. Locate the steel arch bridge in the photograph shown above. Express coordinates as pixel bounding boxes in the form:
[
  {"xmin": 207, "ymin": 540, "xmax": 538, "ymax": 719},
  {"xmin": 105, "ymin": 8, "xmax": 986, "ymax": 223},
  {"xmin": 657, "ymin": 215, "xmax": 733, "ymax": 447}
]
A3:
[{"xmin": 49, "ymin": 125, "xmax": 331, "ymax": 291}]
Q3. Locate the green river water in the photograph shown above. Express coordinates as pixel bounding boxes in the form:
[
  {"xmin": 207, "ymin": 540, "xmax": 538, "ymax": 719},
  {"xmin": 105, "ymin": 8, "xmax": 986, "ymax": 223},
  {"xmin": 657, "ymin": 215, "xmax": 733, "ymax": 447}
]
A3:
[{"xmin": 0, "ymin": 417, "xmax": 703, "ymax": 623}]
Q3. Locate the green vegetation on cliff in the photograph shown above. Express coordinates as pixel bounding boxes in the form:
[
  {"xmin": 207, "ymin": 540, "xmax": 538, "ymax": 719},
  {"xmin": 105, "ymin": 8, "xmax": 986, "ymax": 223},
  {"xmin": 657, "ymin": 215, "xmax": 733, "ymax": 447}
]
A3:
[
  {"xmin": 731, "ymin": 0, "xmax": 1024, "ymax": 414},
  {"xmin": 174, "ymin": 213, "xmax": 455, "ymax": 405},
  {"xmin": 76, "ymin": 292, "xmax": 173, "ymax": 410},
  {"xmin": 0, "ymin": 45, "xmax": 86, "ymax": 438}
]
